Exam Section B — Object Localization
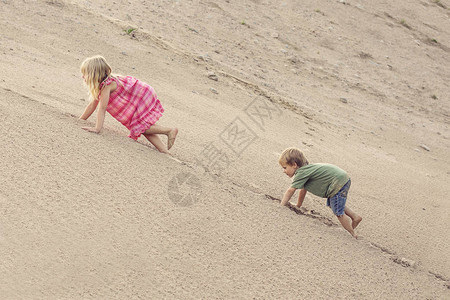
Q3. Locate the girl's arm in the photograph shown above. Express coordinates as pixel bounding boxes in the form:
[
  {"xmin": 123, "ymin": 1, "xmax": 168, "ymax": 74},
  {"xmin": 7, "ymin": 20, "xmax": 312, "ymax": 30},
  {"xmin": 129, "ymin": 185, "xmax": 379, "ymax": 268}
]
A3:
[
  {"xmin": 296, "ymin": 189, "xmax": 307, "ymax": 207},
  {"xmin": 281, "ymin": 187, "xmax": 296, "ymax": 206},
  {"xmin": 82, "ymin": 85, "xmax": 111, "ymax": 133},
  {"xmin": 79, "ymin": 99, "xmax": 98, "ymax": 120}
]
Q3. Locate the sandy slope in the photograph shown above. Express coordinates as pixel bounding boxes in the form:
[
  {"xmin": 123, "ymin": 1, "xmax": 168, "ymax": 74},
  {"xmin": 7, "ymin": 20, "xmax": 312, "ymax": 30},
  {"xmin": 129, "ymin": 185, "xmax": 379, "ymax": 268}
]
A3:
[{"xmin": 0, "ymin": 0, "xmax": 449, "ymax": 298}]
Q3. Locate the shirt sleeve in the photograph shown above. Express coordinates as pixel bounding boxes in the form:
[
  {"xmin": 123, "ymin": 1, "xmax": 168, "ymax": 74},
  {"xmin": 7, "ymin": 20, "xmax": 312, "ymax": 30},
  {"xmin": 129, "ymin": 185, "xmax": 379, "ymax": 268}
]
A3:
[{"xmin": 291, "ymin": 172, "xmax": 308, "ymax": 190}]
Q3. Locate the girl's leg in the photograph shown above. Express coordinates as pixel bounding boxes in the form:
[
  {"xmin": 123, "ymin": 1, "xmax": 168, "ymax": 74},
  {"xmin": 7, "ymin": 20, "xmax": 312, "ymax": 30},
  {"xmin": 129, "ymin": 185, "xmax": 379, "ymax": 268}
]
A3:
[
  {"xmin": 336, "ymin": 215, "xmax": 357, "ymax": 238},
  {"xmin": 143, "ymin": 133, "xmax": 171, "ymax": 155},
  {"xmin": 143, "ymin": 124, "xmax": 178, "ymax": 150},
  {"xmin": 344, "ymin": 207, "xmax": 362, "ymax": 229},
  {"xmin": 144, "ymin": 124, "xmax": 171, "ymax": 135}
]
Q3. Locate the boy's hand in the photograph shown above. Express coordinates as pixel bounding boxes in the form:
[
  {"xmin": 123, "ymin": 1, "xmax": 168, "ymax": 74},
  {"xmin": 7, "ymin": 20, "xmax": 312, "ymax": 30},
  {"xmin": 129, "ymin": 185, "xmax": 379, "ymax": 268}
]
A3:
[
  {"xmin": 296, "ymin": 206, "xmax": 307, "ymax": 213},
  {"xmin": 281, "ymin": 187, "xmax": 296, "ymax": 206},
  {"xmin": 283, "ymin": 202, "xmax": 292, "ymax": 208}
]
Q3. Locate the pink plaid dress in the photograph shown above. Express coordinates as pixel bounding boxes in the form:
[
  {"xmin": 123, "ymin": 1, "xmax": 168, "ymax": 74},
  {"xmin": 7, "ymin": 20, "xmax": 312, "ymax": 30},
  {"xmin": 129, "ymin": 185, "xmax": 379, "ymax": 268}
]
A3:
[{"xmin": 99, "ymin": 76, "xmax": 164, "ymax": 140}]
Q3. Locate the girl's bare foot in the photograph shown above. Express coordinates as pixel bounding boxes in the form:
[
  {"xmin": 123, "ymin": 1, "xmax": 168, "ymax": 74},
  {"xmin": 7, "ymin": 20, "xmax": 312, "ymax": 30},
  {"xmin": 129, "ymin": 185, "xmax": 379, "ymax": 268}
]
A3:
[
  {"xmin": 167, "ymin": 128, "xmax": 178, "ymax": 150},
  {"xmin": 352, "ymin": 216, "xmax": 362, "ymax": 229}
]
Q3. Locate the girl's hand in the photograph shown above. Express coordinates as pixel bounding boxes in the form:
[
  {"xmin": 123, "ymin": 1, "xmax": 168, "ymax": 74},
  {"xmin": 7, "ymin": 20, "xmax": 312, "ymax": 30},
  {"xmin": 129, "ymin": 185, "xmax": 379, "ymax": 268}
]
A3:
[
  {"xmin": 82, "ymin": 127, "xmax": 100, "ymax": 133},
  {"xmin": 77, "ymin": 117, "xmax": 87, "ymax": 124}
]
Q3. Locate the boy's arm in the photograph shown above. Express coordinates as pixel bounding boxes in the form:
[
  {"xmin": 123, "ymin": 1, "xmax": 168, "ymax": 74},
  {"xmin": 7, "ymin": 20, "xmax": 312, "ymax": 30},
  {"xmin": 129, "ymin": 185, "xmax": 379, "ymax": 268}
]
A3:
[
  {"xmin": 281, "ymin": 187, "xmax": 296, "ymax": 206},
  {"xmin": 79, "ymin": 99, "xmax": 98, "ymax": 120},
  {"xmin": 296, "ymin": 189, "xmax": 307, "ymax": 207}
]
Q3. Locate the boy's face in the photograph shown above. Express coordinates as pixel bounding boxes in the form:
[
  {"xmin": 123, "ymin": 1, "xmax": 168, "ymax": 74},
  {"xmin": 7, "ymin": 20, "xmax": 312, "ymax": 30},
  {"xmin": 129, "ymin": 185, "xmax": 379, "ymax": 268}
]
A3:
[{"xmin": 280, "ymin": 161, "xmax": 298, "ymax": 178}]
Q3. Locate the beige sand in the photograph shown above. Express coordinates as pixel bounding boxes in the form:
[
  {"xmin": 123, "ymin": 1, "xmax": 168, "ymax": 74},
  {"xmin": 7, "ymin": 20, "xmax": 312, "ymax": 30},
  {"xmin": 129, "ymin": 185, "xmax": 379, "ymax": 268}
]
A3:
[{"xmin": 1, "ymin": 0, "xmax": 449, "ymax": 298}]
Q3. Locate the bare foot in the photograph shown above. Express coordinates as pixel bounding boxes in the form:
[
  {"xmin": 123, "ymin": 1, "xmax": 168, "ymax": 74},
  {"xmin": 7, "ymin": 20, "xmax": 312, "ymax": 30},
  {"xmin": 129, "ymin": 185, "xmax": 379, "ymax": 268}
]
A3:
[
  {"xmin": 352, "ymin": 216, "xmax": 362, "ymax": 229},
  {"xmin": 167, "ymin": 128, "xmax": 178, "ymax": 150}
]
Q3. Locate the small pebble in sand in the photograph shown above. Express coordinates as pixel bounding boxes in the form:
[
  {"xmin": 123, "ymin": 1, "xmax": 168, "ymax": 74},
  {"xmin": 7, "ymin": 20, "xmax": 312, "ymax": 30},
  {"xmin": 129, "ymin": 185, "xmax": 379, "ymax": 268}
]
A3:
[
  {"xmin": 419, "ymin": 144, "xmax": 430, "ymax": 151},
  {"xmin": 393, "ymin": 257, "xmax": 416, "ymax": 268},
  {"xmin": 207, "ymin": 73, "xmax": 218, "ymax": 81}
]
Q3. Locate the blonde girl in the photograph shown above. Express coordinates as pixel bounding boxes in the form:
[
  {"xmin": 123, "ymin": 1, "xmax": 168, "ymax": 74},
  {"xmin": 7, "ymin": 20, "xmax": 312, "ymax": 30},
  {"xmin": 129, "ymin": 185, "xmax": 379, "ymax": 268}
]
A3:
[{"xmin": 79, "ymin": 55, "xmax": 178, "ymax": 154}]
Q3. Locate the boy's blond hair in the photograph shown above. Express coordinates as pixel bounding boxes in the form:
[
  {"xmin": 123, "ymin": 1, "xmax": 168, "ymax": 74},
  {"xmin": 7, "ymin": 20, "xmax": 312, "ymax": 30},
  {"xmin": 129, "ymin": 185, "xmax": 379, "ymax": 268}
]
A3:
[
  {"xmin": 279, "ymin": 147, "xmax": 309, "ymax": 167},
  {"xmin": 80, "ymin": 55, "xmax": 112, "ymax": 101}
]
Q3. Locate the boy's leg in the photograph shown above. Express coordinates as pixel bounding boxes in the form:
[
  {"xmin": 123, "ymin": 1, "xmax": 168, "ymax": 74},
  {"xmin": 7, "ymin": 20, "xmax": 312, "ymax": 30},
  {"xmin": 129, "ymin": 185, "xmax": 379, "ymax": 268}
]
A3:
[
  {"xmin": 336, "ymin": 215, "xmax": 357, "ymax": 238},
  {"xmin": 328, "ymin": 180, "xmax": 359, "ymax": 238},
  {"xmin": 143, "ymin": 133, "xmax": 171, "ymax": 155},
  {"xmin": 344, "ymin": 207, "xmax": 362, "ymax": 229}
]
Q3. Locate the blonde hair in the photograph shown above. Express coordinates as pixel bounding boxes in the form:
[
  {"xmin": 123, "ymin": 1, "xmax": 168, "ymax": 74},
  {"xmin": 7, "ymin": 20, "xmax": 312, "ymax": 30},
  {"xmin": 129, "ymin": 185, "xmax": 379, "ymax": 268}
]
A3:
[
  {"xmin": 80, "ymin": 55, "xmax": 112, "ymax": 100},
  {"xmin": 279, "ymin": 147, "xmax": 309, "ymax": 167}
]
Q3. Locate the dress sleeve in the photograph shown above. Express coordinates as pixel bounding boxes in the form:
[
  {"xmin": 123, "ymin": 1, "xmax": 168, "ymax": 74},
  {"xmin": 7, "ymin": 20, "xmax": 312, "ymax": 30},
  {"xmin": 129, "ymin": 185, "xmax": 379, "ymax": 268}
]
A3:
[
  {"xmin": 98, "ymin": 77, "xmax": 114, "ymax": 100},
  {"xmin": 99, "ymin": 76, "xmax": 114, "ymax": 89}
]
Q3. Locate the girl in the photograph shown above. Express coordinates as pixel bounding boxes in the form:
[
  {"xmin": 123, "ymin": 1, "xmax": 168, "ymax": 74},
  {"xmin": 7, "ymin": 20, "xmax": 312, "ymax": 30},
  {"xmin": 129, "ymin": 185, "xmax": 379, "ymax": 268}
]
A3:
[{"xmin": 79, "ymin": 55, "xmax": 178, "ymax": 155}]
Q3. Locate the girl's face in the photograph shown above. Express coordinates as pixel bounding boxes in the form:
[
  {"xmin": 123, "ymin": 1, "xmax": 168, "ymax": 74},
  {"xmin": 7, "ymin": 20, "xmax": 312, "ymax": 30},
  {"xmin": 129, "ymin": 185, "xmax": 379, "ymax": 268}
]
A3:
[{"xmin": 280, "ymin": 161, "xmax": 298, "ymax": 178}]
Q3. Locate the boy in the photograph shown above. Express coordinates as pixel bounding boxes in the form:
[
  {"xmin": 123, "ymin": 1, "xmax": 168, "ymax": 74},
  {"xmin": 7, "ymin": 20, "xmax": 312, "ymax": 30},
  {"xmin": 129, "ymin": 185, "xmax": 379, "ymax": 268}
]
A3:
[{"xmin": 279, "ymin": 147, "xmax": 362, "ymax": 238}]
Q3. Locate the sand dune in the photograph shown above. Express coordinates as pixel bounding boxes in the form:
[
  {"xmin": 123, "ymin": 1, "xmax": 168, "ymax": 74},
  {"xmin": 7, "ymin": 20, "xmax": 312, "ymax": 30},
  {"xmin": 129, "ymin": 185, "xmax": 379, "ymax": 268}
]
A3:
[{"xmin": 1, "ymin": 0, "xmax": 449, "ymax": 298}]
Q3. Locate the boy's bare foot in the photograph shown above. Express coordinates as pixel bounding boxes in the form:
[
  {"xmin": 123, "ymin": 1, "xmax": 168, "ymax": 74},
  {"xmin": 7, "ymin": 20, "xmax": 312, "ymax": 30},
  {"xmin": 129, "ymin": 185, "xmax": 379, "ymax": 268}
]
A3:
[
  {"xmin": 337, "ymin": 215, "xmax": 358, "ymax": 239},
  {"xmin": 351, "ymin": 232, "xmax": 359, "ymax": 239},
  {"xmin": 352, "ymin": 216, "xmax": 362, "ymax": 229},
  {"xmin": 167, "ymin": 128, "xmax": 178, "ymax": 150}
]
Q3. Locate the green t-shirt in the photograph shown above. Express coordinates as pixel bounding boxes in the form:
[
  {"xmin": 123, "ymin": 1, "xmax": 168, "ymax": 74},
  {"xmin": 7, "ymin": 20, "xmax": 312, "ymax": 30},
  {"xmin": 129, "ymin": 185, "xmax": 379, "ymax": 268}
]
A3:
[{"xmin": 291, "ymin": 163, "xmax": 350, "ymax": 198}]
